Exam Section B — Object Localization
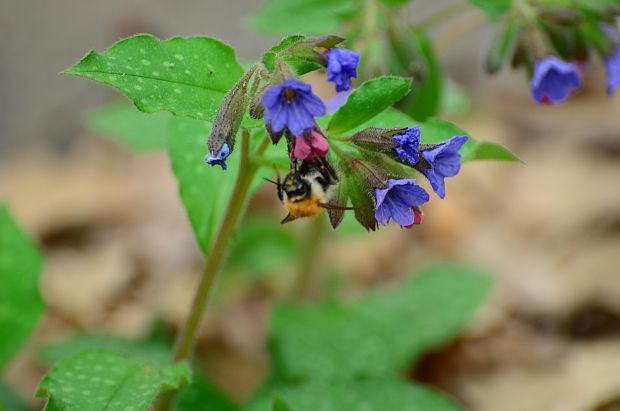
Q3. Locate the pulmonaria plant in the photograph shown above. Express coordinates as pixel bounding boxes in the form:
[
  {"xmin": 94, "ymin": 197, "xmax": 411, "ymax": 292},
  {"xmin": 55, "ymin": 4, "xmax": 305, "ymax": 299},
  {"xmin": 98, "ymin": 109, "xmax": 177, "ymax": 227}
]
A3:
[
  {"xmin": 58, "ymin": 27, "xmax": 521, "ymax": 411},
  {"xmin": 205, "ymin": 35, "xmax": 473, "ymax": 230}
]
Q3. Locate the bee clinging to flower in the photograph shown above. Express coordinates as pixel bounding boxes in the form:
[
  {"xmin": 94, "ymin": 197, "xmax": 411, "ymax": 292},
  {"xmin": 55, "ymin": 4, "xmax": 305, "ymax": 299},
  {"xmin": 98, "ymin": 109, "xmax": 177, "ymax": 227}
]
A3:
[{"xmin": 268, "ymin": 157, "xmax": 344, "ymax": 224}]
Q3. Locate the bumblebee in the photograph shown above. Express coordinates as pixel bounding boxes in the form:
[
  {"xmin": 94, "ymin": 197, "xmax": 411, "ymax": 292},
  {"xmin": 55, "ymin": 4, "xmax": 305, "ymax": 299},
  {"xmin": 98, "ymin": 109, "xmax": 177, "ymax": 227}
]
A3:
[{"xmin": 270, "ymin": 157, "xmax": 341, "ymax": 223}]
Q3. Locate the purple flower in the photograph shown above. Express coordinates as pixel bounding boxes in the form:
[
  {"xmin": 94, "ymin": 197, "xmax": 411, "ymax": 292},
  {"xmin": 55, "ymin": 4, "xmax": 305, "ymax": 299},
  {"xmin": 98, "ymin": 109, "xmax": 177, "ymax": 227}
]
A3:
[
  {"xmin": 326, "ymin": 89, "xmax": 353, "ymax": 114},
  {"xmin": 420, "ymin": 136, "xmax": 468, "ymax": 199},
  {"xmin": 531, "ymin": 56, "xmax": 581, "ymax": 104},
  {"xmin": 326, "ymin": 48, "xmax": 360, "ymax": 92},
  {"xmin": 262, "ymin": 79, "xmax": 326, "ymax": 137},
  {"xmin": 605, "ymin": 49, "xmax": 620, "ymax": 95},
  {"xmin": 204, "ymin": 143, "xmax": 230, "ymax": 170},
  {"xmin": 374, "ymin": 179, "xmax": 430, "ymax": 227},
  {"xmin": 392, "ymin": 127, "xmax": 420, "ymax": 166}
]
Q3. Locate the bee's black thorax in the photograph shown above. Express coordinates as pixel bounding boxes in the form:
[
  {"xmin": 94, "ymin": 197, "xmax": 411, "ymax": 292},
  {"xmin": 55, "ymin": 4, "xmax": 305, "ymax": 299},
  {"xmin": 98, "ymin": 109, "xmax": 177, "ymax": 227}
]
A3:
[{"xmin": 276, "ymin": 158, "xmax": 339, "ymax": 204}]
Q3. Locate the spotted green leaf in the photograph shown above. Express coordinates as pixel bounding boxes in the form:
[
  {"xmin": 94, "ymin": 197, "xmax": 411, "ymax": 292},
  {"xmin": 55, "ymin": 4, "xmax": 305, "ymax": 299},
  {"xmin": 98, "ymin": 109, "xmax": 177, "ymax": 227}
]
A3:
[
  {"xmin": 0, "ymin": 206, "xmax": 43, "ymax": 372},
  {"xmin": 167, "ymin": 119, "xmax": 281, "ymax": 253},
  {"xmin": 249, "ymin": 379, "xmax": 464, "ymax": 411},
  {"xmin": 328, "ymin": 76, "xmax": 411, "ymax": 134},
  {"xmin": 167, "ymin": 118, "xmax": 239, "ymax": 253},
  {"xmin": 65, "ymin": 34, "xmax": 244, "ymax": 122},
  {"xmin": 36, "ymin": 350, "xmax": 191, "ymax": 411},
  {"xmin": 38, "ymin": 333, "xmax": 172, "ymax": 366},
  {"xmin": 85, "ymin": 102, "xmax": 169, "ymax": 152},
  {"xmin": 270, "ymin": 264, "xmax": 491, "ymax": 381}
]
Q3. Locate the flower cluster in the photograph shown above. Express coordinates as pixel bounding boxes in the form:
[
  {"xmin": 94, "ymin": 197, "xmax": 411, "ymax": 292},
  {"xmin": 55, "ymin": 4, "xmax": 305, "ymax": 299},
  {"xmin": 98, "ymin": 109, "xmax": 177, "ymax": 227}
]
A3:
[
  {"xmin": 205, "ymin": 36, "xmax": 469, "ymax": 231},
  {"xmin": 364, "ymin": 128, "xmax": 467, "ymax": 227}
]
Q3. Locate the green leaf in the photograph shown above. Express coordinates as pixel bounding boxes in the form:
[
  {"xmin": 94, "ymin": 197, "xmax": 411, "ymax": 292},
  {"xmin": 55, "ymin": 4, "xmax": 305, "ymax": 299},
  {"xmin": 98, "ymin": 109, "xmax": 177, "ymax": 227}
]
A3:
[
  {"xmin": 262, "ymin": 36, "xmax": 307, "ymax": 71},
  {"xmin": 228, "ymin": 217, "xmax": 300, "ymax": 275},
  {"xmin": 36, "ymin": 350, "xmax": 191, "ymax": 411},
  {"xmin": 471, "ymin": 141, "xmax": 520, "ymax": 162},
  {"xmin": 176, "ymin": 376, "xmax": 240, "ymax": 411},
  {"xmin": 38, "ymin": 333, "xmax": 172, "ymax": 366},
  {"xmin": 328, "ymin": 76, "xmax": 412, "ymax": 134},
  {"xmin": 468, "ymin": 0, "xmax": 512, "ymax": 18},
  {"xmin": 248, "ymin": 0, "xmax": 354, "ymax": 36},
  {"xmin": 167, "ymin": 119, "xmax": 275, "ymax": 253},
  {"xmin": 249, "ymin": 379, "xmax": 464, "ymax": 411},
  {"xmin": 167, "ymin": 118, "xmax": 239, "ymax": 253},
  {"xmin": 85, "ymin": 102, "xmax": 169, "ymax": 152},
  {"xmin": 0, "ymin": 207, "xmax": 43, "ymax": 372},
  {"xmin": 270, "ymin": 264, "xmax": 491, "ymax": 381},
  {"xmin": 65, "ymin": 34, "xmax": 244, "ymax": 122},
  {"xmin": 400, "ymin": 31, "xmax": 442, "ymax": 121},
  {"xmin": 272, "ymin": 395, "xmax": 293, "ymax": 411}
]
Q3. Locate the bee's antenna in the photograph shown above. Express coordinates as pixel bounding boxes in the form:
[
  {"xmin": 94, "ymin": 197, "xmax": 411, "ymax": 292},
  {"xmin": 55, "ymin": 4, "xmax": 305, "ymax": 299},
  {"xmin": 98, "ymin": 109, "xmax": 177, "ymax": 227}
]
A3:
[{"xmin": 263, "ymin": 178, "xmax": 278, "ymax": 185}]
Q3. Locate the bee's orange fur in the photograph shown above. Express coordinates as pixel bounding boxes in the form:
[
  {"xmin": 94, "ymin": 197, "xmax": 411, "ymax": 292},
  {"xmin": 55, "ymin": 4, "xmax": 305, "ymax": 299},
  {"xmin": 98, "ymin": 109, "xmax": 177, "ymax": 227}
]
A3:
[{"xmin": 284, "ymin": 197, "xmax": 324, "ymax": 218}]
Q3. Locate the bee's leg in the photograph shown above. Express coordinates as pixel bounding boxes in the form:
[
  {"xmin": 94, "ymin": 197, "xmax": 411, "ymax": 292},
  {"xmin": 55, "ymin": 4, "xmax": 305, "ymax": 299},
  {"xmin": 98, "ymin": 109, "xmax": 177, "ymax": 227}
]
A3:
[
  {"xmin": 280, "ymin": 213, "xmax": 297, "ymax": 224},
  {"xmin": 317, "ymin": 156, "xmax": 339, "ymax": 184},
  {"xmin": 276, "ymin": 170, "xmax": 283, "ymax": 202}
]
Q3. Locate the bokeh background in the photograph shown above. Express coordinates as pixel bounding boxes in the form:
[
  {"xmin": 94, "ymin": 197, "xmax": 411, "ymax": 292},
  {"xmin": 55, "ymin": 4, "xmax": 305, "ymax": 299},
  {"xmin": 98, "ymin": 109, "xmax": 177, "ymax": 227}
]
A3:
[{"xmin": 1, "ymin": 1, "xmax": 620, "ymax": 410}]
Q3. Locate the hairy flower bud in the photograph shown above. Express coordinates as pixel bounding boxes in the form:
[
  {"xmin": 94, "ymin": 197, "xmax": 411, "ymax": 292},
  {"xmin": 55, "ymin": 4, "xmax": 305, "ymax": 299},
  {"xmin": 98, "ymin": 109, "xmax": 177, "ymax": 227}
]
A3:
[
  {"xmin": 206, "ymin": 65, "xmax": 257, "ymax": 170},
  {"xmin": 349, "ymin": 127, "xmax": 404, "ymax": 152}
]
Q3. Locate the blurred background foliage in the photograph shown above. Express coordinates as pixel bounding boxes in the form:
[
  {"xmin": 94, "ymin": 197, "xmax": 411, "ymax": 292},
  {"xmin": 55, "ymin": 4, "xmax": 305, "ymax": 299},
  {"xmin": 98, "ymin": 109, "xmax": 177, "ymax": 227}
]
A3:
[{"xmin": 1, "ymin": 0, "xmax": 620, "ymax": 410}]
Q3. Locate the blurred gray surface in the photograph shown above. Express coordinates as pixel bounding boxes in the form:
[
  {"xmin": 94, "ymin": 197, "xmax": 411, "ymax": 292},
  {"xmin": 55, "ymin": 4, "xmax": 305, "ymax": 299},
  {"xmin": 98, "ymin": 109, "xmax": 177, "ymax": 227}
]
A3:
[
  {"xmin": 0, "ymin": 0, "xmax": 273, "ymax": 155},
  {"xmin": 0, "ymin": 0, "xmax": 503, "ymax": 157}
]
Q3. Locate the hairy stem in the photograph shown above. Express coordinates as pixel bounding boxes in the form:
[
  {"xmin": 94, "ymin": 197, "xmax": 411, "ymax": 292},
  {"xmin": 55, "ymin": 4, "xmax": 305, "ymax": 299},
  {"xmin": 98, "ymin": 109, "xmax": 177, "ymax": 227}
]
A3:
[
  {"xmin": 157, "ymin": 130, "xmax": 268, "ymax": 411},
  {"xmin": 291, "ymin": 215, "xmax": 325, "ymax": 299}
]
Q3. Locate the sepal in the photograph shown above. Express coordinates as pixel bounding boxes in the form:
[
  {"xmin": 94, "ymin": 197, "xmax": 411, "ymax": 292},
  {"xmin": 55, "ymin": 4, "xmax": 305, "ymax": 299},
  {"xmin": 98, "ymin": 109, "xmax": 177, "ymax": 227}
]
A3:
[
  {"xmin": 206, "ymin": 65, "xmax": 257, "ymax": 168},
  {"xmin": 349, "ymin": 127, "xmax": 405, "ymax": 152}
]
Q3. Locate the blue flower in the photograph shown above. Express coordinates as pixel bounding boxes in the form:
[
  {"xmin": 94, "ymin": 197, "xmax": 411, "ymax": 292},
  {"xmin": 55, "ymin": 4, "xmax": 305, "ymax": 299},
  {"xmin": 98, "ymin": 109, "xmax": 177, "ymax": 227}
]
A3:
[
  {"xmin": 605, "ymin": 48, "xmax": 620, "ymax": 95},
  {"xmin": 531, "ymin": 56, "xmax": 581, "ymax": 104},
  {"xmin": 204, "ymin": 143, "xmax": 230, "ymax": 170},
  {"xmin": 326, "ymin": 48, "xmax": 360, "ymax": 92},
  {"xmin": 392, "ymin": 127, "xmax": 420, "ymax": 165},
  {"xmin": 262, "ymin": 79, "xmax": 326, "ymax": 137},
  {"xmin": 420, "ymin": 136, "xmax": 468, "ymax": 199},
  {"xmin": 374, "ymin": 179, "xmax": 430, "ymax": 227}
]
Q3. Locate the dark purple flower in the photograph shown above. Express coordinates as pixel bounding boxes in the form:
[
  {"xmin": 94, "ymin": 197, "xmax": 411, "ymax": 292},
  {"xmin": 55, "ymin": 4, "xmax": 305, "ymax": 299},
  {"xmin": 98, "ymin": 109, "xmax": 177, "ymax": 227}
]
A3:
[
  {"xmin": 326, "ymin": 48, "xmax": 360, "ymax": 92},
  {"xmin": 420, "ymin": 136, "xmax": 468, "ymax": 199},
  {"xmin": 531, "ymin": 56, "xmax": 581, "ymax": 104},
  {"xmin": 374, "ymin": 179, "xmax": 430, "ymax": 227},
  {"xmin": 204, "ymin": 143, "xmax": 230, "ymax": 170},
  {"xmin": 392, "ymin": 127, "xmax": 420, "ymax": 165},
  {"xmin": 262, "ymin": 79, "xmax": 326, "ymax": 137},
  {"xmin": 605, "ymin": 49, "xmax": 620, "ymax": 95}
]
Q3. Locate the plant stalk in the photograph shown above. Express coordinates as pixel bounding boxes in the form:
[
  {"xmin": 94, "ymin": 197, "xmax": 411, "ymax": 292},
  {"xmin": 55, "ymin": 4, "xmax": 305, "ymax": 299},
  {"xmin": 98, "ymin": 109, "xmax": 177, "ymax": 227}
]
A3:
[
  {"xmin": 157, "ymin": 130, "xmax": 267, "ymax": 411},
  {"xmin": 291, "ymin": 215, "xmax": 325, "ymax": 299}
]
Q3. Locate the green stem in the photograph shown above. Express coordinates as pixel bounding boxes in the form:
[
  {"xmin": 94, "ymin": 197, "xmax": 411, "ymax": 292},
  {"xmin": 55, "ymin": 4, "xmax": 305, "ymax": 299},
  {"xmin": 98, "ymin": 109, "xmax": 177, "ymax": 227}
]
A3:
[
  {"xmin": 157, "ymin": 130, "xmax": 268, "ymax": 411},
  {"xmin": 291, "ymin": 215, "xmax": 325, "ymax": 300}
]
